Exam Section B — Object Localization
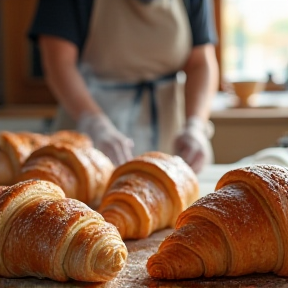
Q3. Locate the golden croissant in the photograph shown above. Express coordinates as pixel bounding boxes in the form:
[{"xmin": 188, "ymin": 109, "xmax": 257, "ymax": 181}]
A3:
[
  {"xmin": 0, "ymin": 131, "xmax": 51, "ymax": 185},
  {"xmin": 147, "ymin": 164, "xmax": 288, "ymax": 279},
  {"xmin": 17, "ymin": 143, "xmax": 114, "ymax": 208},
  {"xmin": 0, "ymin": 179, "xmax": 127, "ymax": 282},
  {"xmin": 98, "ymin": 151, "xmax": 199, "ymax": 240},
  {"xmin": 0, "ymin": 130, "xmax": 93, "ymax": 185},
  {"xmin": 49, "ymin": 130, "xmax": 93, "ymax": 149}
]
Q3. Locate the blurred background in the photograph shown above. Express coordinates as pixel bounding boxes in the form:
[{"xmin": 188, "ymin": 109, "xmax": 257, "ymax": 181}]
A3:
[
  {"xmin": 0, "ymin": 0, "xmax": 287, "ymax": 164},
  {"xmin": 222, "ymin": 0, "xmax": 288, "ymax": 84}
]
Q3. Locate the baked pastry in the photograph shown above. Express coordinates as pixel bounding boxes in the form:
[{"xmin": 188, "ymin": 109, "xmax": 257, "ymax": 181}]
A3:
[
  {"xmin": 0, "ymin": 131, "xmax": 51, "ymax": 185},
  {"xmin": 0, "ymin": 179, "xmax": 127, "ymax": 282},
  {"xmin": 147, "ymin": 164, "xmax": 288, "ymax": 279},
  {"xmin": 50, "ymin": 130, "xmax": 93, "ymax": 149},
  {"xmin": 0, "ymin": 150, "xmax": 14, "ymax": 185},
  {"xmin": 0, "ymin": 130, "xmax": 93, "ymax": 186},
  {"xmin": 17, "ymin": 143, "xmax": 114, "ymax": 208},
  {"xmin": 98, "ymin": 151, "xmax": 199, "ymax": 240}
]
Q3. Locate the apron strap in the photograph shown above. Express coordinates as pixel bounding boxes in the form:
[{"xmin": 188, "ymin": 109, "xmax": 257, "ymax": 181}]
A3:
[
  {"xmin": 183, "ymin": 0, "xmax": 192, "ymax": 25},
  {"xmin": 97, "ymin": 72, "xmax": 177, "ymax": 150},
  {"xmin": 133, "ymin": 81, "xmax": 158, "ymax": 149}
]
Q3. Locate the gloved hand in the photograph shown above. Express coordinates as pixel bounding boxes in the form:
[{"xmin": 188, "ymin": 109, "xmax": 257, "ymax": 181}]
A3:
[
  {"xmin": 77, "ymin": 113, "xmax": 134, "ymax": 166},
  {"xmin": 277, "ymin": 133, "xmax": 288, "ymax": 148},
  {"xmin": 173, "ymin": 116, "xmax": 215, "ymax": 174}
]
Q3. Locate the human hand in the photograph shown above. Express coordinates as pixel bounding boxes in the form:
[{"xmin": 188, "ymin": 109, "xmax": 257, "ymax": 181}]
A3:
[
  {"xmin": 174, "ymin": 116, "xmax": 214, "ymax": 174},
  {"xmin": 77, "ymin": 113, "xmax": 134, "ymax": 166},
  {"xmin": 277, "ymin": 133, "xmax": 288, "ymax": 148}
]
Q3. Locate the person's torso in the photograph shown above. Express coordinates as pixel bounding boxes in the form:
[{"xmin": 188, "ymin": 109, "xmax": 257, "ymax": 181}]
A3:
[{"xmin": 80, "ymin": 0, "xmax": 192, "ymax": 82}]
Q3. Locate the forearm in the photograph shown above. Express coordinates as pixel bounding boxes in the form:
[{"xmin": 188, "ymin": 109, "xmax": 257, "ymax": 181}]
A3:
[
  {"xmin": 39, "ymin": 35, "xmax": 102, "ymax": 121},
  {"xmin": 184, "ymin": 44, "xmax": 219, "ymax": 122},
  {"xmin": 45, "ymin": 64, "xmax": 102, "ymax": 121},
  {"xmin": 38, "ymin": 36, "xmax": 133, "ymax": 165}
]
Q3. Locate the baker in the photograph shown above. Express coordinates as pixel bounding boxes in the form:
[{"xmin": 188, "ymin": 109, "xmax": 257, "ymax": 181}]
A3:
[{"xmin": 29, "ymin": 0, "xmax": 219, "ymax": 173}]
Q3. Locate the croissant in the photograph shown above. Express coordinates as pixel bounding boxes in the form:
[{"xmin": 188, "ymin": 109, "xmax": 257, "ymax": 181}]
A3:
[
  {"xmin": 0, "ymin": 131, "xmax": 51, "ymax": 185},
  {"xmin": 17, "ymin": 142, "xmax": 114, "ymax": 208},
  {"xmin": 97, "ymin": 151, "xmax": 199, "ymax": 240},
  {"xmin": 147, "ymin": 164, "xmax": 288, "ymax": 279},
  {"xmin": 0, "ymin": 179, "xmax": 127, "ymax": 282},
  {"xmin": 0, "ymin": 130, "xmax": 93, "ymax": 186},
  {"xmin": 49, "ymin": 130, "xmax": 93, "ymax": 149}
]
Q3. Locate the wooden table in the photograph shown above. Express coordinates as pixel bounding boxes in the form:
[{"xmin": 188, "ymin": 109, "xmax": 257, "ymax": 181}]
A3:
[{"xmin": 0, "ymin": 228, "xmax": 287, "ymax": 288}]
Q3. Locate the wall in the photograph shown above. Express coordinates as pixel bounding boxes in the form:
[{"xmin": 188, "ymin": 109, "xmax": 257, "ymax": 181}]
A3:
[
  {"xmin": 0, "ymin": 14, "xmax": 3, "ymax": 105},
  {"xmin": 1, "ymin": 0, "xmax": 56, "ymax": 105}
]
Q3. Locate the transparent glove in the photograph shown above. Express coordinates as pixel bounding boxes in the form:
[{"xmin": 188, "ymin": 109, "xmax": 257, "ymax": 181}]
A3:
[
  {"xmin": 174, "ymin": 116, "xmax": 215, "ymax": 174},
  {"xmin": 77, "ymin": 113, "xmax": 134, "ymax": 166},
  {"xmin": 277, "ymin": 133, "xmax": 288, "ymax": 148}
]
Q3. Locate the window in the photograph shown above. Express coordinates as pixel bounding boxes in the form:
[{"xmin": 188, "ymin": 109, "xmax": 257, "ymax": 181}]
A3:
[{"xmin": 221, "ymin": 0, "xmax": 288, "ymax": 85}]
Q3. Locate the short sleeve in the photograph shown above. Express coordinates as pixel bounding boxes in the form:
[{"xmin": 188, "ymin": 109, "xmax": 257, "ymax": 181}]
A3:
[
  {"xmin": 184, "ymin": 0, "xmax": 218, "ymax": 46},
  {"xmin": 28, "ymin": 0, "xmax": 93, "ymax": 53}
]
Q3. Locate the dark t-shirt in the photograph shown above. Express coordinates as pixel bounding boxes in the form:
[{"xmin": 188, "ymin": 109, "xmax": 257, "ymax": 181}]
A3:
[{"xmin": 29, "ymin": 0, "xmax": 218, "ymax": 56}]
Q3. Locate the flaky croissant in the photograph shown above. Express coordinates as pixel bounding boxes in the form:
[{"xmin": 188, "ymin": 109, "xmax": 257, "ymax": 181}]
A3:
[
  {"xmin": 147, "ymin": 164, "xmax": 288, "ymax": 279},
  {"xmin": 0, "ymin": 179, "xmax": 127, "ymax": 282},
  {"xmin": 49, "ymin": 130, "xmax": 93, "ymax": 149},
  {"xmin": 0, "ymin": 131, "xmax": 51, "ymax": 185},
  {"xmin": 98, "ymin": 151, "xmax": 199, "ymax": 240},
  {"xmin": 0, "ymin": 130, "xmax": 93, "ymax": 186},
  {"xmin": 17, "ymin": 143, "xmax": 114, "ymax": 208}
]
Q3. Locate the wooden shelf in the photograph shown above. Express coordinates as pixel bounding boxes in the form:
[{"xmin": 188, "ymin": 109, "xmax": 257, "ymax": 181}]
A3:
[
  {"xmin": 211, "ymin": 107, "xmax": 288, "ymax": 121},
  {"xmin": 0, "ymin": 105, "xmax": 57, "ymax": 119}
]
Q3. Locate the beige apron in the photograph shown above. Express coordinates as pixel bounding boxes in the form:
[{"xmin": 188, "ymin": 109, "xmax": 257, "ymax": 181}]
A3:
[{"xmin": 53, "ymin": 0, "xmax": 192, "ymax": 156}]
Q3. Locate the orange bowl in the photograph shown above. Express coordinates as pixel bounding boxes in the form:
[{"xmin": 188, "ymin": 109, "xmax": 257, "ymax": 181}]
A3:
[{"xmin": 231, "ymin": 81, "xmax": 266, "ymax": 107}]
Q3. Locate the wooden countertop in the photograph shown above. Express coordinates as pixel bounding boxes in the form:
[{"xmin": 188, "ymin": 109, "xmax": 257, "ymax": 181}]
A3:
[
  {"xmin": 210, "ymin": 91, "xmax": 288, "ymax": 121},
  {"xmin": 211, "ymin": 107, "xmax": 288, "ymax": 120},
  {"xmin": 0, "ymin": 91, "xmax": 287, "ymax": 121},
  {"xmin": 0, "ymin": 228, "xmax": 288, "ymax": 288}
]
